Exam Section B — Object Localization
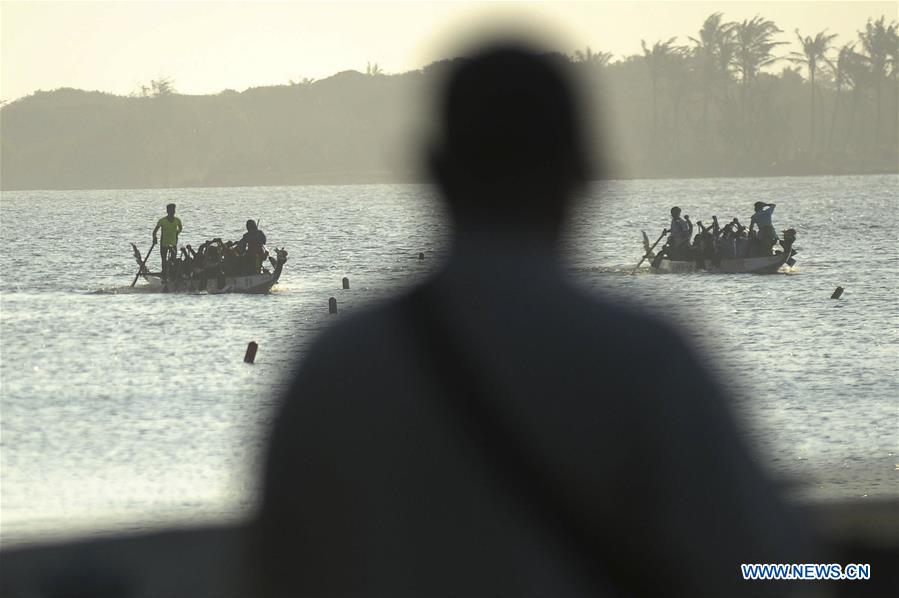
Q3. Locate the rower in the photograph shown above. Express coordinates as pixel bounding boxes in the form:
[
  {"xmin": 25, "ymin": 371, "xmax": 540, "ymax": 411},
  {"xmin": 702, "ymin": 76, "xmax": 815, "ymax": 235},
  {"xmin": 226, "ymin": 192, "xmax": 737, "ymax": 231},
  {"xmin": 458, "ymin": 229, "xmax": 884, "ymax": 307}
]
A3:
[
  {"xmin": 662, "ymin": 206, "xmax": 692, "ymax": 260},
  {"xmin": 734, "ymin": 228, "xmax": 749, "ymax": 257},
  {"xmin": 693, "ymin": 221, "xmax": 716, "ymax": 264},
  {"xmin": 152, "ymin": 203, "xmax": 183, "ymax": 277},
  {"xmin": 238, "ymin": 219, "xmax": 267, "ymax": 274},
  {"xmin": 749, "ymin": 201, "xmax": 777, "ymax": 255},
  {"xmin": 718, "ymin": 218, "xmax": 739, "ymax": 257}
]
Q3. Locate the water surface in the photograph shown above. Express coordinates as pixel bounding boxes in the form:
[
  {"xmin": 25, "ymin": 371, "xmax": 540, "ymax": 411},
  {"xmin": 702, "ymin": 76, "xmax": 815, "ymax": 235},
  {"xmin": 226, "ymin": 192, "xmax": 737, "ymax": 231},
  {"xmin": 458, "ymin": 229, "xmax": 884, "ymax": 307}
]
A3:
[{"xmin": 1, "ymin": 175, "xmax": 897, "ymax": 545}]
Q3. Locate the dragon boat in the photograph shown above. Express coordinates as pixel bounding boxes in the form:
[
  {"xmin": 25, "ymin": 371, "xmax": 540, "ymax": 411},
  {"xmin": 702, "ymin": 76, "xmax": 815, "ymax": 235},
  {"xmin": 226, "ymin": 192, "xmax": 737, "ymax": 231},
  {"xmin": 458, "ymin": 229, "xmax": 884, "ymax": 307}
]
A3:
[
  {"xmin": 644, "ymin": 229, "xmax": 797, "ymax": 274},
  {"xmin": 130, "ymin": 243, "xmax": 288, "ymax": 293}
]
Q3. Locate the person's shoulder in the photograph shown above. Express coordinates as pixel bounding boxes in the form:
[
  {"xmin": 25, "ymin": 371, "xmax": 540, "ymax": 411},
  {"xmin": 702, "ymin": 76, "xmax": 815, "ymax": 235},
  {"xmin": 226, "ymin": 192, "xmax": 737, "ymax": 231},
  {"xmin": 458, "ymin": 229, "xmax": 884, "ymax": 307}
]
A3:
[
  {"xmin": 288, "ymin": 294, "xmax": 416, "ymax": 392},
  {"xmin": 575, "ymin": 288, "xmax": 685, "ymax": 350},
  {"xmin": 312, "ymin": 295, "xmax": 409, "ymax": 351},
  {"xmin": 304, "ymin": 278, "xmax": 687, "ymax": 360}
]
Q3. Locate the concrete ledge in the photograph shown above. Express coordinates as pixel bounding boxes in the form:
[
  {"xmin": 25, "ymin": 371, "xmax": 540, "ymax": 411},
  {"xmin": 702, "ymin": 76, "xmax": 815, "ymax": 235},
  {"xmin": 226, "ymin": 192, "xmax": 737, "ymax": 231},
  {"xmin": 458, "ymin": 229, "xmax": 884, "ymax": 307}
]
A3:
[
  {"xmin": 1, "ymin": 525, "xmax": 253, "ymax": 597},
  {"xmin": 2, "ymin": 500, "xmax": 897, "ymax": 597}
]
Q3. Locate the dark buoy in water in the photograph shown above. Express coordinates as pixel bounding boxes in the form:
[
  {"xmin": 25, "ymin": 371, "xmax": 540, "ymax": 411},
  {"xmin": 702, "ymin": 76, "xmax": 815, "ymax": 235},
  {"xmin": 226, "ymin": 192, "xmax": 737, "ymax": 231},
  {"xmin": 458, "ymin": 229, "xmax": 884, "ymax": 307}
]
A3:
[
  {"xmin": 244, "ymin": 341, "xmax": 258, "ymax": 364},
  {"xmin": 418, "ymin": 252, "xmax": 424, "ymax": 260},
  {"xmin": 329, "ymin": 297, "xmax": 338, "ymax": 314},
  {"xmin": 342, "ymin": 277, "xmax": 350, "ymax": 290},
  {"xmin": 831, "ymin": 286, "xmax": 844, "ymax": 299}
]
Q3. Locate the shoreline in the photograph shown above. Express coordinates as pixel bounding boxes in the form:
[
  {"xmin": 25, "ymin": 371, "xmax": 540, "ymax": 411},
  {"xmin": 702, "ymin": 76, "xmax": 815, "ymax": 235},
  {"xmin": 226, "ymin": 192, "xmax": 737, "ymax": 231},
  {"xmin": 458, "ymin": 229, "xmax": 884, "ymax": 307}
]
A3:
[{"xmin": 2, "ymin": 170, "xmax": 897, "ymax": 194}]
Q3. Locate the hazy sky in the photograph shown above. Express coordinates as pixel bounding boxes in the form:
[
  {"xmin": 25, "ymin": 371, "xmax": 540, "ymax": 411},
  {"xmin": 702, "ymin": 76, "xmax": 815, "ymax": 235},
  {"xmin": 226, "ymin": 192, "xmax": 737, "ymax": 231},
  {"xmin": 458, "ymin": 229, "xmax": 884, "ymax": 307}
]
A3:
[{"xmin": 2, "ymin": 1, "xmax": 896, "ymax": 101}]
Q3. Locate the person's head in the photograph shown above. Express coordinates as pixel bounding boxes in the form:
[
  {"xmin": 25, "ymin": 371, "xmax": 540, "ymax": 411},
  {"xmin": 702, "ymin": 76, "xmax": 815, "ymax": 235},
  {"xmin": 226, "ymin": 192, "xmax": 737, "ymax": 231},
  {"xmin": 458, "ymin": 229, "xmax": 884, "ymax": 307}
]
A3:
[
  {"xmin": 246, "ymin": 219, "xmax": 258, "ymax": 232},
  {"xmin": 670, "ymin": 206, "xmax": 681, "ymax": 218},
  {"xmin": 753, "ymin": 201, "xmax": 765, "ymax": 212},
  {"xmin": 166, "ymin": 203, "xmax": 176, "ymax": 217},
  {"xmin": 428, "ymin": 41, "xmax": 589, "ymax": 242}
]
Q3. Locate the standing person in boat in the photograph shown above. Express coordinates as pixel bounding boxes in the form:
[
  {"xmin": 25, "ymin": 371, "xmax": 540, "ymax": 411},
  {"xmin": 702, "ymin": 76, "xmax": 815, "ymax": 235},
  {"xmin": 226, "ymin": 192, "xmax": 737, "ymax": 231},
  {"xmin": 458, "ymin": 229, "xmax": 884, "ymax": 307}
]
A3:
[
  {"xmin": 237, "ymin": 219, "xmax": 267, "ymax": 274},
  {"xmin": 749, "ymin": 201, "xmax": 777, "ymax": 256},
  {"xmin": 152, "ymin": 203, "xmax": 182, "ymax": 278},
  {"xmin": 659, "ymin": 206, "xmax": 692, "ymax": 260}
]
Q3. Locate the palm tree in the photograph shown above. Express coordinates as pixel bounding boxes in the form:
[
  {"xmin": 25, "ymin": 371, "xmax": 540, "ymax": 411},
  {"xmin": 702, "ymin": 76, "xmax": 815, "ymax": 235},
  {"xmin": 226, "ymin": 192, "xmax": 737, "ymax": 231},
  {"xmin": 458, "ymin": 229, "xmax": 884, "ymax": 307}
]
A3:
[
  {"xmin": 689, "ymin": 13, "xmax": 736, "ymax": 143},
  {"xmin": 825, "ymin": 43, "xmax": 855, "ymax": 149},
  {"xmin": 790, "ymin": 29, "xmax": 838, "ymax": 150},
  {"xmin": 732, "ymin": 16, "xmax": 784, "ymax": 149},
  {"xmin": 366, "ymin": 62, "xmax": 384, "ymax": 76},
  {"xmin": 843, "ymin": 48, "xmax": 875, "ymax": 152},
  {"xmin": 150, "ymin": 77, "xmax": 175, "ymax": 97},
  {"xmin": 667, "ymin": 53, "xmax": 692, "ymax": 153},
  {"xmin": 733, "ymin": 16, "xmax": 783, "ymax": 81},
  {"xmin": 641, "ymin": 38, "xmax": 684, "ymax": 151},
  {"xmin": 856, "ymin": 16, "xmax": 899, "ymax": 150},
  {"xmin": 573, "ymin": 46, "xmax": 614, "ymax": 67}
]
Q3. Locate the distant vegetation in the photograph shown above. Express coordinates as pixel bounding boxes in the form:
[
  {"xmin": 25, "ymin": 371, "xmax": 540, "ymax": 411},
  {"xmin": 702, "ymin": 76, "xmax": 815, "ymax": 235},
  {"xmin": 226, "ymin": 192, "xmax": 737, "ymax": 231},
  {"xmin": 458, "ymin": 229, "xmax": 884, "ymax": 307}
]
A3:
[{"xmin": 1, "ymin": 14, "xmax": 896, "ymax": 190}]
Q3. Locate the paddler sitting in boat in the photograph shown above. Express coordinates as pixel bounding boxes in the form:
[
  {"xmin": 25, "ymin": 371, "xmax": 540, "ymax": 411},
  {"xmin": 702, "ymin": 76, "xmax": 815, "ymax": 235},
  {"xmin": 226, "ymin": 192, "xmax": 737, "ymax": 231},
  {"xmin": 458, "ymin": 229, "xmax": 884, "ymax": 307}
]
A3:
[
  {"xmin": 749, "ymin": 201, "xmax": 777, "ymax": 255},
  {"xmin": 717, "ymin": 218, "xmax": 740, "ymax": 258},
  {"xmin": 152, "ymin": 203, "xmax": 183, "ymax": 278},
  {"xmin": 237, "ymin": 219, "xmax": 267, "ymax": 274},
  {"xmin": 693, "ymin": 220, "xmax": 718, "ymax": 265},
  {"xmin": 660, "ymin": 206, "xmax": 692, "ymax": 260}
]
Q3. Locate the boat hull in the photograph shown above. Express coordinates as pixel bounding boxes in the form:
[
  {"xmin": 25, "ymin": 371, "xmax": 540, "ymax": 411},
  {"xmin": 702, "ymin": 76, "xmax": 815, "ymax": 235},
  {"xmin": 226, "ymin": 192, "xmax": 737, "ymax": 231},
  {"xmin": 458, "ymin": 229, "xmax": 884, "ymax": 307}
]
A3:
[
  {"xmin": 130, "ymin": 243, "xmax": 288, "ymax": 294},
  {"xmin": 144, "ymin": 271, "xmax": 282, "ymax": 293},
  {"xmin": 652, "ymin": 253, "xmax": 791, "ymax": 274}
]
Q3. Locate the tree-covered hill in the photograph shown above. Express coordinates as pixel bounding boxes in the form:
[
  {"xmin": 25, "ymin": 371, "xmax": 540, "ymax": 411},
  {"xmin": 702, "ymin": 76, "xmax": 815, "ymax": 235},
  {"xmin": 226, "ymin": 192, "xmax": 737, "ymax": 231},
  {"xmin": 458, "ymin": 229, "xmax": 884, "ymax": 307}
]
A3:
[
  {"xmin": 1, "ymin": 70, "xmax": 430, "ymax": 190},
  {"xmin": 2, "ymin": 14, "xmax": 896, "ymax": 191}
]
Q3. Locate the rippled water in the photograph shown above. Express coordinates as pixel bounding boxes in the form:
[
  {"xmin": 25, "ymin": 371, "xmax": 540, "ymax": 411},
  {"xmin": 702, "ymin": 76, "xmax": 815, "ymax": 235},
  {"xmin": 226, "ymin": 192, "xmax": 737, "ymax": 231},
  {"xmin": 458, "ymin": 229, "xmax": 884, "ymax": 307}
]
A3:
[{"xmin": 1, "ymin": 175, "xmax": 897, "ymax": 545}]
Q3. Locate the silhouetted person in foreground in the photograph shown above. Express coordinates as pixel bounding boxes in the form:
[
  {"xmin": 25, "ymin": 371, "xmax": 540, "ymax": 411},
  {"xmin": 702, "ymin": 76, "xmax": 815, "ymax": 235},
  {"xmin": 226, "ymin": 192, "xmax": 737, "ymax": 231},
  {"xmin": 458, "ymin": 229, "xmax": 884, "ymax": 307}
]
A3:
[{"xmin": 256, "ymin": 42, "xmax": 812, "ymax": 596}]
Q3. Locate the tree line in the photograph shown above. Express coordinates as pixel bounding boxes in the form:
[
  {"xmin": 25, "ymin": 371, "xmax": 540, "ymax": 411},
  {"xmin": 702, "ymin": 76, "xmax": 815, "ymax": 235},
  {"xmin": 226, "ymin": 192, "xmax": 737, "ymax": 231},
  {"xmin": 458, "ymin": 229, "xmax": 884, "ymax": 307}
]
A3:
[
  {"xmin": 581, "ymin": 14, "xmax": 898, "ymax": 177},
  {"xmin": 1, "ymin": 13, "xmax": 896, "ymax": 191}
]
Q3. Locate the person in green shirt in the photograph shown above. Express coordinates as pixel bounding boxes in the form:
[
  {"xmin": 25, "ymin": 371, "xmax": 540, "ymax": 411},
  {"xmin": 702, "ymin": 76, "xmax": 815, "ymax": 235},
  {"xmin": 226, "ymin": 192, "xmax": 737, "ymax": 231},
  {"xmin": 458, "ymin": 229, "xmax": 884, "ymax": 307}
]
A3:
[{"xmin": 152, "ymin": 203, "xmax": 183, "ymax": 276}]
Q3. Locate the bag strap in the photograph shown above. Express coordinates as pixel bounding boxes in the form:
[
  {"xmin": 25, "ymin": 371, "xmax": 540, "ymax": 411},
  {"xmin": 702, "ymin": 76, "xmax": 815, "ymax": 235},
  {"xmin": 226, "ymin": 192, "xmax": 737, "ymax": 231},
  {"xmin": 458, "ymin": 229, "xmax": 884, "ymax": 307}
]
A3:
[{"xmin": 403, "ymin": 284, "xmax": 619, "ymax": 593}]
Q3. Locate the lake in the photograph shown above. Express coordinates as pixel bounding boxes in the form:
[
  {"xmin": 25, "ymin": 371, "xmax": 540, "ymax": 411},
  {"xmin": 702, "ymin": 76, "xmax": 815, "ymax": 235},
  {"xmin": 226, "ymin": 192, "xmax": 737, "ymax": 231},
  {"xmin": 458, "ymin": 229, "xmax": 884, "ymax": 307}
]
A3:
[{"xmin": 1, "ymin": 175, "xmax": 897, "ymax": 546}]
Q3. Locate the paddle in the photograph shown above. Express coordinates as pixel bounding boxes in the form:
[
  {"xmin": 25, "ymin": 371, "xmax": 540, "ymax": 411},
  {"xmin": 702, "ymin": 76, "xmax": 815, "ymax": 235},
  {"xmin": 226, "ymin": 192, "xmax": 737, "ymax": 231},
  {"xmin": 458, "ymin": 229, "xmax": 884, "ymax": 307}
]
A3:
[
  {"xmin": 631, "ymin": 229, "xmax": 667, "ymax": 274},
  {"xmin": 131, "ymin": 239, "xmax": 157, "ymax": 287}
]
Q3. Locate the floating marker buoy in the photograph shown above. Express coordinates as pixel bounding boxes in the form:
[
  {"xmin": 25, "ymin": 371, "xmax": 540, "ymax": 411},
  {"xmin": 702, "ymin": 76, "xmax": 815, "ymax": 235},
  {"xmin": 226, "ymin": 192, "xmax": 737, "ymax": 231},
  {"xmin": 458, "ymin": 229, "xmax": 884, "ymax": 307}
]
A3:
[
  {"xmin": 342, "ymin": 277, "xmax": 350, "ymax": 290},
  {"xmin": 418, "ymin": 252, "xmax": 424, "ymax": 260},
  {"xmin": 244, "ymin": 341, "xmax": 258, "ymax": 364},
  {"xmin": 329, "ymin": 297, "xmax": 338, "ymax": 314},
  {"xmin": 831, "ymin": 286, "xmax": 844, "ymax": 299}
]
